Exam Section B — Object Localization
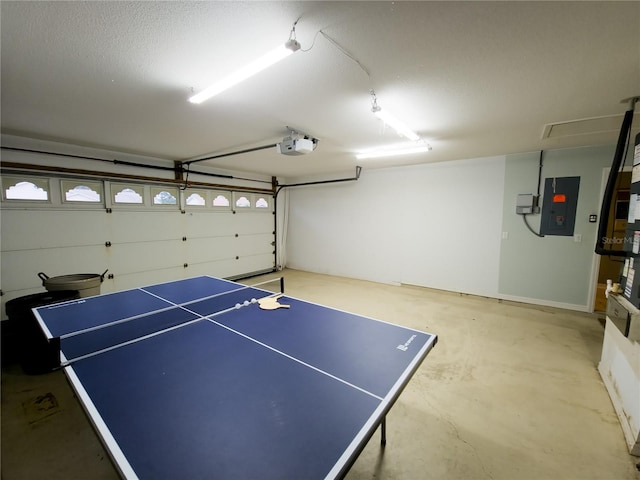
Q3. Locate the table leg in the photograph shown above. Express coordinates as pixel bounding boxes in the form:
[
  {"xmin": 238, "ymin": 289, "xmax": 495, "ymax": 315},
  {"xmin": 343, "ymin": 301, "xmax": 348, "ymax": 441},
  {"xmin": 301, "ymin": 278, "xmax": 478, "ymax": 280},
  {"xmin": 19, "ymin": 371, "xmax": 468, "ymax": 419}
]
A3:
[{"xmin": 381, "ymin": 416, "xmax": 387, "ymax": 446}]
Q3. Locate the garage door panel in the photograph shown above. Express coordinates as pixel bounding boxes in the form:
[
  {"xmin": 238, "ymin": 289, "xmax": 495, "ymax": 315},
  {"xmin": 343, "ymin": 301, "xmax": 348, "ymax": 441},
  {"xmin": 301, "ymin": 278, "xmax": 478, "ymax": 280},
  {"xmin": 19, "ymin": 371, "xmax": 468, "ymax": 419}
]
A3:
[
  {"xmin": 109, "ymin": 211, "xmax": 184, "ymax": 243},
  {"xmin": 185, "ymin": 237, "xmax": 235, "ymax": 263},
  {"xmin": 236, "ymin": 234, "xmax": 274, "ymax": 256},
  {"xmin": 235, "ymin": 254, "xmax": 276, "ymax": 276},
  {"xmin": 1, "ymin": 210, "xmax": 109, "ymax": 250},
  {"xmin": 184, "ymin": 212, "xmax": 236, "ymax": 237},
  {"xmin": 107, "ymin": 242, "xmax": 184, "ymax": 274},
  {"xmin": 104, "ymin": 267, "xmax": 187, "ymax": 294},
  {"xmin": 233, "ymin": 213, "xmax": 274, "ymax": 234}
]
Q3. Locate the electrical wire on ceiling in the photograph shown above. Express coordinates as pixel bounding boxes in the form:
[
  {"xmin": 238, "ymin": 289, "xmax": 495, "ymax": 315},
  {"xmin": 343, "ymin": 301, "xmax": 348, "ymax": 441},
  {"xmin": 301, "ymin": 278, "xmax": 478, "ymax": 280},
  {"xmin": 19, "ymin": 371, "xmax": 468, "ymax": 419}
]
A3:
[
  {"xmin": 317, "ymin": 31, "xmax": 371, "ymax": 82},
  {"xmin": 292, "ymin": 25, "xmax": 371, "ymax": 82},
  {"xmin": 299, "ymin": 30, "xmax": 320, "ymax": 53},
  {"xmin": 315, "ymin": 29, "xmax": 425, "ymax": 152}
]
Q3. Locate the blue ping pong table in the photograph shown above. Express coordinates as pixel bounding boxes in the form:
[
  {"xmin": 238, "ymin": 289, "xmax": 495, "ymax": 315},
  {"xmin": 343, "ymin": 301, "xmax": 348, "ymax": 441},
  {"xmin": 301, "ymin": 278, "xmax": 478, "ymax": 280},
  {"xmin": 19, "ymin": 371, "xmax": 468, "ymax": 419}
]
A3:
[{"xmin": 33, "ymin": 275, "xmax": 437, "ymax": 480}]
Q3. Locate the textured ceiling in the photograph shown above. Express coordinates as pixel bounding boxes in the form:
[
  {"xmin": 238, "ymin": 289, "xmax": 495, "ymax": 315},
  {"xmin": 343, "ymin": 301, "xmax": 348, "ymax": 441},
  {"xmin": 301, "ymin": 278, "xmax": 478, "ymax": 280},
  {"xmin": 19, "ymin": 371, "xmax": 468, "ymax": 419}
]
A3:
[{"xmin": 1, "ymin": 1, "xmax": 639, "ymax": 178}]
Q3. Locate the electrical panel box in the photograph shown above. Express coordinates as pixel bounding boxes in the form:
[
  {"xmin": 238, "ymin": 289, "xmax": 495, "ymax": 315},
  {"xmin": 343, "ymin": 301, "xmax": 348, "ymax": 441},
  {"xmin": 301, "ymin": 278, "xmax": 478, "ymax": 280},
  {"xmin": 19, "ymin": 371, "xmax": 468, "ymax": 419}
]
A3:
[{"xmin": 539, "ymin": 176, "xmax": 580, "ymax": 236}]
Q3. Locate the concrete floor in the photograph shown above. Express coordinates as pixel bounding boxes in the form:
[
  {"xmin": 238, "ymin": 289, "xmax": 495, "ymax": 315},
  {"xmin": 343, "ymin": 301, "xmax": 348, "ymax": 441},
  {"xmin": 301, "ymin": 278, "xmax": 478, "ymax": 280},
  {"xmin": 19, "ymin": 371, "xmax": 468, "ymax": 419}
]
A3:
[{"xmin": 2, "ymin": 269, "xmax": 639, "ymax": 479}]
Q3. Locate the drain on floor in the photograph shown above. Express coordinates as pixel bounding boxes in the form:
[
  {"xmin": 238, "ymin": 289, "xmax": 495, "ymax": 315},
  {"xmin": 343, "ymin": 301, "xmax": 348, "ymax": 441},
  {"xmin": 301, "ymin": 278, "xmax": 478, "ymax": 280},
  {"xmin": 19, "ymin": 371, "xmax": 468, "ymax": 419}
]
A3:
[{"xmin": 22, "ymin": 392, "xmax": 60, "ymax": 425}]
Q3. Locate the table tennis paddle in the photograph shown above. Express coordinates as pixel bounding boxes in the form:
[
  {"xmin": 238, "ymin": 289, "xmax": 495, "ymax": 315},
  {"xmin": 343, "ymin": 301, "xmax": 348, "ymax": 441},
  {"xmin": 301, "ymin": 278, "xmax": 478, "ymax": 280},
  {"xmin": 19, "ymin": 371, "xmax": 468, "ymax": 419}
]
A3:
[{"xmin": 258, "ymin": 294, "xmax": 290, "ymax": 310}]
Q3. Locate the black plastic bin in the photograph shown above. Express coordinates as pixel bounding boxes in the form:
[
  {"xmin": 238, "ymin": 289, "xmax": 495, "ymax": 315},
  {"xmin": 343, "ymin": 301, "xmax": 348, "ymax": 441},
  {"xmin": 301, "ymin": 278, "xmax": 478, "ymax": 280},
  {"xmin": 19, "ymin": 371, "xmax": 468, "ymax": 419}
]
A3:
[{"xmin": 5, "ymin": 290, "xmax": 80, "ymax": 374}]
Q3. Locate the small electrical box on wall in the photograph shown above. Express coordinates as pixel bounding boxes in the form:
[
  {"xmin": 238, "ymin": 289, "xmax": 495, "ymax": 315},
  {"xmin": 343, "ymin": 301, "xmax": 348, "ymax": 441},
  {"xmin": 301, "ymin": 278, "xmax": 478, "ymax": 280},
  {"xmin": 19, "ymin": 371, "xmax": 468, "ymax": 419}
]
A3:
[
  {"xmin": 540, "ymin": 176, "xmax": 580, "ymax": 236},
  {"xmin": 516, "ymin": 194, "xmax": 539, "ymax": 214}
]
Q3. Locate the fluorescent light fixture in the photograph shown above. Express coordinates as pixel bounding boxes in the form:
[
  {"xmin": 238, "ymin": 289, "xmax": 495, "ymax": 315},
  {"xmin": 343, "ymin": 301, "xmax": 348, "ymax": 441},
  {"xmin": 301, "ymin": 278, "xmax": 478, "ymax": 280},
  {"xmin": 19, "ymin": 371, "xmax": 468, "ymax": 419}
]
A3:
[
  {"xmin": 372, "ymin": 105, "xmax": 420, "ymax": 141},
  {"xmin": 355, "ymin": 143, "xmax": 431, "ymax": 160},
  {"xmin": 189, "ymin": 39, "xmax": 300, "ymax": 104}
]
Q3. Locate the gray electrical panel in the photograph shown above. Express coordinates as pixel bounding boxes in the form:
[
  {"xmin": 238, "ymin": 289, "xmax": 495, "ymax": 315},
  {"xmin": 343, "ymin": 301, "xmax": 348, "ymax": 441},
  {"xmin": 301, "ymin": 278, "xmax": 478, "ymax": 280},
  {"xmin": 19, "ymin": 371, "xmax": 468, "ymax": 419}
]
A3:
[
  {"xmin": 540, "ymin": 176, "xmax": 580, "ymax": 236},
  {"xmin": 516, "ymin": 194, "xmax": 538, "ymax": 214}
]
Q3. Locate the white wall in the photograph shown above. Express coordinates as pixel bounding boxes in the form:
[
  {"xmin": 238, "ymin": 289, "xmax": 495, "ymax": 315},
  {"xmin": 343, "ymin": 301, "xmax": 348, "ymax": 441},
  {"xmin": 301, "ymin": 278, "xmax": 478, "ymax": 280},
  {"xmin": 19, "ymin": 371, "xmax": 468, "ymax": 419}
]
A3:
[{"xmin": 286, "ymin": 156, "xmax": 506, "ymax": 297}]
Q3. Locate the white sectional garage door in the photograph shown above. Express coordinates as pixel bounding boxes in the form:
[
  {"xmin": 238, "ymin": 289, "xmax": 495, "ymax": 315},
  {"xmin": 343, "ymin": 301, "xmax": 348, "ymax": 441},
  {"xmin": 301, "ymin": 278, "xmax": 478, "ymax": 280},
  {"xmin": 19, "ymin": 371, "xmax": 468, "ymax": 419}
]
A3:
[{"xmin": 0, "ymin": 176, "xmax": 275, "ymax": 314}]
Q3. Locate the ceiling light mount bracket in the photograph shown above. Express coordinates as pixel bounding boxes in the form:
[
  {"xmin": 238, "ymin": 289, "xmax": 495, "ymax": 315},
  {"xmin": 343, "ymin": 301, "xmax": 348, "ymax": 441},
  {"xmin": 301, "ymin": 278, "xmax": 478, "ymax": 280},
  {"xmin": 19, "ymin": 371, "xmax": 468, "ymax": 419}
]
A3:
[
  {"xmin": 285, "ymin": 18, "xmax": 301, "ymax": 52},
  {"xmin": 369, "ymin": 90, "xmax": 420, "ymax": 142},
  {"xmin": 370, "ymin": 89, "xmax": 380, "ymax": 113}
]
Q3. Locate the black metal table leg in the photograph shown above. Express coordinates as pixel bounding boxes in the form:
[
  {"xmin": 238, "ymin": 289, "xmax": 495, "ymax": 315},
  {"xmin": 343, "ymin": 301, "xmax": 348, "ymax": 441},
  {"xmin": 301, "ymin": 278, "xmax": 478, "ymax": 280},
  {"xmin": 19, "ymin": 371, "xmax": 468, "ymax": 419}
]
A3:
[{"xmin": 380, "ymin": 416, "xmax": 387, "ymax": 446}]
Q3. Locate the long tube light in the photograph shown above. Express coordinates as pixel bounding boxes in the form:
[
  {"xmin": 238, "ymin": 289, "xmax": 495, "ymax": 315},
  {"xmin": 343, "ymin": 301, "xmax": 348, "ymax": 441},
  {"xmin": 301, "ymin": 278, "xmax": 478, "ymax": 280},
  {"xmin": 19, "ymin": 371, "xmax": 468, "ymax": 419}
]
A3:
[
  {"xmin": 189, "ymin": 39, "xmax": 300, "ymax": 104},
  {"xmin": 372, "ymin": 105, "xmax": 420, "ymax": 141},
  {"xmin": 356, "ymin": 143, "xmax": 431, "ymax": 160}
]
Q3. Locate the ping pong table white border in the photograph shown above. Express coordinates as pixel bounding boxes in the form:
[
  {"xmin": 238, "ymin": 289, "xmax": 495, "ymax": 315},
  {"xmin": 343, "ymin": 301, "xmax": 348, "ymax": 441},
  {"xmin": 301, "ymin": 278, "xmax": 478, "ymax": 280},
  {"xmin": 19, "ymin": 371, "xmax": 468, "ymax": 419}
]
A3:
[
  {"xmin": 32, "ymin": 305, "xmax": 61, "ymax": 340},
  {"xmin": 323, "ymin": 333, "xmax": 437, "ymax": 480},
  {"xmin": 270, "ymin": 290, "xmax": 433, "ymax": 337},
  {"xmin": 61, "ymin": 351, "xmax": 140, "ymax": 480}
]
